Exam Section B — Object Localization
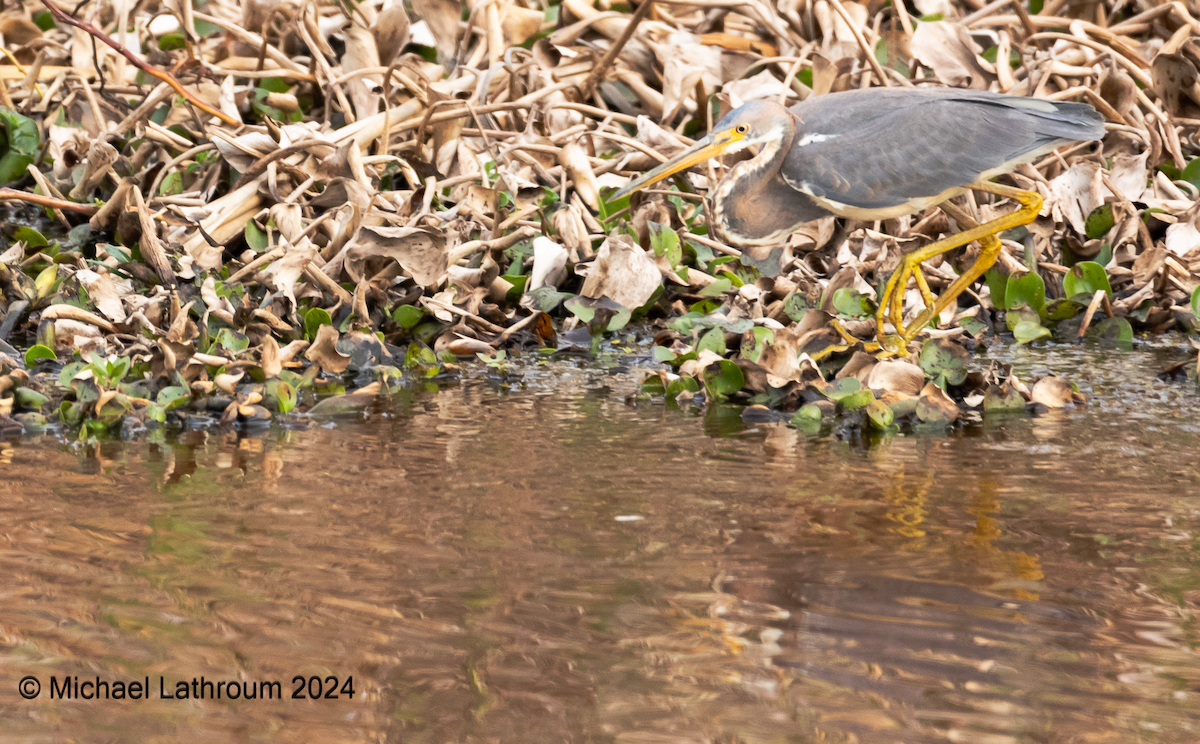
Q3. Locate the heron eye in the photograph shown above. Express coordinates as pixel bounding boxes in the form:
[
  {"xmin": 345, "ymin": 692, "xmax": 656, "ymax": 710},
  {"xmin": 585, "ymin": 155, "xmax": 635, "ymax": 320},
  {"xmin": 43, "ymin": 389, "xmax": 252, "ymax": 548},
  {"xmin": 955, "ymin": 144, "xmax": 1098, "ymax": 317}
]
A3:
[{"xmin": 736, "ymin": 125, "xmax": 748, "ymax": 134}]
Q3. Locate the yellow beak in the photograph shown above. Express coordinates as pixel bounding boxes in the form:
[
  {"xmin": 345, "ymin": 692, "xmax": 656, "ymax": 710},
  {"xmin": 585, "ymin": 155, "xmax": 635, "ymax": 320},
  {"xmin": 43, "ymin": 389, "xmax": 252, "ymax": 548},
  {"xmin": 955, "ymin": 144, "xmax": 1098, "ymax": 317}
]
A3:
[{"xmin": 612, "ymin": 131, "xmax": 739, "ymax": 199}]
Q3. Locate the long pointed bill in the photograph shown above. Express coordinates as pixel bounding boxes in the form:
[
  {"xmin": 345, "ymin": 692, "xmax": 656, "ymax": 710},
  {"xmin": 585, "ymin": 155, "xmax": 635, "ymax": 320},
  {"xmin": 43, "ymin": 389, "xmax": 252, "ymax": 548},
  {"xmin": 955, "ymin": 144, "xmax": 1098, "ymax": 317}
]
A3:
[{"xmin": 612, "ymin": 133, "xmax": 734, "ymax": 199}]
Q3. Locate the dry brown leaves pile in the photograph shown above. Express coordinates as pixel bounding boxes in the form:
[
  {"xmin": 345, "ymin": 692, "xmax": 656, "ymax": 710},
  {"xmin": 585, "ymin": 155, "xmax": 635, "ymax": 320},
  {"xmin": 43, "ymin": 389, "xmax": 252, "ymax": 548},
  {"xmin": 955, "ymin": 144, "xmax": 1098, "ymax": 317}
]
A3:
[{"xmin": 0, "ymin": 0, "xmax": 1198, "ymax": 429}]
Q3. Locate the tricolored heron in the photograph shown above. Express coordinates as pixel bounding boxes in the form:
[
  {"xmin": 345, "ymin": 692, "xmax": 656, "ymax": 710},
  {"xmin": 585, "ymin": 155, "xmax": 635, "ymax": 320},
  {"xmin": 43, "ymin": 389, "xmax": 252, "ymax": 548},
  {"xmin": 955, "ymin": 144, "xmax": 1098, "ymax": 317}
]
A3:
[{"xmin": 615, "ymin": 87, "xmax": 1106, "ymax": 348}]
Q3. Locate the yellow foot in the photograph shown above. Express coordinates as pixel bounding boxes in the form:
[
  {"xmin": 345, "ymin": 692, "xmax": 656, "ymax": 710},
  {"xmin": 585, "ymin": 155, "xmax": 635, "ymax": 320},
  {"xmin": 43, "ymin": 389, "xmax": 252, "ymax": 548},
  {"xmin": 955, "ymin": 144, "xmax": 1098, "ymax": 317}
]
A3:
[{"xmin": 873, "ymin": 182, "xmax": 1043, "ymax": 348}]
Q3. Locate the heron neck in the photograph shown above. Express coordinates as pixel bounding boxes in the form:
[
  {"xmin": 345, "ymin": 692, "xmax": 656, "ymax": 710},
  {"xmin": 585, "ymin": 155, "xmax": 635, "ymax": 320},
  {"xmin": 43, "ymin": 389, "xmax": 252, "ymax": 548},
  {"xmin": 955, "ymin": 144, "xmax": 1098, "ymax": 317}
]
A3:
[{"xmin": 711, "ymin": 120, "xmax": 825, "ymax": 245}]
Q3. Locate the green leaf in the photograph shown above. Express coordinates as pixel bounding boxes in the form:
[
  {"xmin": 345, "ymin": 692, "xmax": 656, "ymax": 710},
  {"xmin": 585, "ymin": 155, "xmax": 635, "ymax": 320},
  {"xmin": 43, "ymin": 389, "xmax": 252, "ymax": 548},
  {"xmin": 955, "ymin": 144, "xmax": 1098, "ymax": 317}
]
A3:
[
  {"xmin": 1182, "ymin": 158, "xmax": 1200, "ymax": 190},
  {"xmin": 192, "ymin": 18, "xmax": 220, "ymax": 37},
  {"xmin": 34, "ymin": 263, "xmax": 58, "ymax": 299},
  {"xmin": 1044, "ymin": 298, "xmax": 1083, "ymax": 322},
  {"xmin": 1084, "ymin": 204, "xmax": 1115, "ymax": 239},
  {"xmin": 820, "ymin": 377, "xmax": 862, "ymax": 401},
  {"xmin": 1088, "ymin": 317, "xmax": 1134, "ymax": 349},
  {"xmin": 245, "ymin": 220, "xmax": 269, "ymax": 252},
  {"xmin": 392, "ymin": 304, "xmax": 425, "ymax": 331},
  {"xmin": 919, "ymin": 338, "xmax": 969, "ymax": 387},
  {"xmin": 984, "ymin": 384, "xmax": 1026, "ymax": 413},
  {"xmin": 698, "ymin": 277, "xmax": 733, "ymax": 297},
  {"xmin": 640, "ymin": 375, "xmax": 666, "ymax": 395},
  {"xmin": 14, "ymin": 387, "xmax": 48, "ymax": 409},
  {"xmin": 24, "ymin": 344, "xmax": 56, "ymax": 366},
  {"xmin": 13, "ymin": 225, "xmax": 47, "ymax": 247},
  {"xmin": 215, "ymin": 328, "xmax": 250, "ymax": 352},
  {"xmin": 0, "ymin": 107, "xmax": 41, "ymax": 184},
  {"xmin": 702, "ymin": 360, "xmax": 743, "ymax": 399},
  {"xmin": 865, "ymin": 398, "xmax": 895, "ymax": 430},
  {"xmin": 1191, "ymin": 284, "xmax": 1200, "ymax": 320},
  {"xmin": 792, "ymin": 403, "xmax": 823, "ymax": 423},
  {"xmin": 1006, "ymin": 307, "xmax": 1042, "ymax": 332},
  {"xmin": 985, "ymin": 267, "xmax": 1008, "ymax": 309},
  {"xmin": 666, "ymin": 375, "xmax": 700, "ymax": 401},
  {"xmin": 1005, "ymin": 272, "xmax": 1046, "ymax": 314},
  {"xmin": 839, "ymin": 388, "xmax": 875, "ymax": 410},
  {"xmin": 144, "ymin": 402, "xmax": 166, "ymax": 423},
  {"xmin": 1062, "ymin": 261, "xmax": 1112, "ymax": 301},
  {"xmin": 305, "ymin": 307, "xmax": 333, "ymax": 340},
  {"xmin": 522, "ymin": 286, "xmax": 569, "ymax": 313},
  {"xmin": 959, "ymin": 315, "xmax": 987, "ymax": 338},
  {"xmin": 649, "ymin": 221, "xmax": 681, "ymax": 266},
  {"xmin": 158, "ymin": 32, "xmax": 186, "ymax": 51},
  {"xmin": 783, "ymin": 293, "xmax": 809, "ymax": 322},
  {"xmin": 831, "ymin": 288, "xmax": 872, "ymax": 318},
  {"xmin": 156, "ymin": 385, "xmax": 191, "ymax": 411},
  {"xmin": 267, "ymin": 380, "xmax": 296, "ymax": 413},
  {"xmin": 1013, "ymin": 320, "xmax": 1051, "ymax": 344},
  {"xmin": 696, "ymin": 326, "xmax": 726, "ymax": 356}
]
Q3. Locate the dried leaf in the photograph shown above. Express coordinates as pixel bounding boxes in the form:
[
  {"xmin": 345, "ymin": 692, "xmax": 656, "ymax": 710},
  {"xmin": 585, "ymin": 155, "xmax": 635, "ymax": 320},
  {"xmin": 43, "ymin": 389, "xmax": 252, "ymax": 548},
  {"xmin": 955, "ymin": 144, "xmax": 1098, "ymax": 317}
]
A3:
[
  {"xmin": 75, "ymin": 269, "xmax": 127, "ymax": 322},
  {"xmin": 910, "ymin": 21, "xmax": 991, "ymax": 90},
  {"xmin": 345, "ymin": 226, "xmax": 447, "ymax": 288},
  {"xmin": 580, "ymin": 231, "xmax": 661, "ymax": 310},
  {"xmin": 304, "ymin": 324, "xmax": 351, "ymax": 374}
]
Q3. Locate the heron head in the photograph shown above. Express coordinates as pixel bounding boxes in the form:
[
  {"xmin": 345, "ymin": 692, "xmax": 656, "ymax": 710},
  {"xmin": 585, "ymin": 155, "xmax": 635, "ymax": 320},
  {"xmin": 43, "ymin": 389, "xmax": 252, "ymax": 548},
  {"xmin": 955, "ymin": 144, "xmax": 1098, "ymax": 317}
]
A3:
[{"xmin": 613, "ymin": 100, "xmax": 791, "ymax": 198}]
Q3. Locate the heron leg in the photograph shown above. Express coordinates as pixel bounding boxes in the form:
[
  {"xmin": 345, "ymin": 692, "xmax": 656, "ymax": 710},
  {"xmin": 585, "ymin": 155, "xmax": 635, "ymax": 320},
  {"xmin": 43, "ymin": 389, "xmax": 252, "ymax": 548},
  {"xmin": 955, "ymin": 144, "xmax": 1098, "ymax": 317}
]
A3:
[{"xmin": 876, "ymin": 182, "xmax": 1042, "ymax": 348}]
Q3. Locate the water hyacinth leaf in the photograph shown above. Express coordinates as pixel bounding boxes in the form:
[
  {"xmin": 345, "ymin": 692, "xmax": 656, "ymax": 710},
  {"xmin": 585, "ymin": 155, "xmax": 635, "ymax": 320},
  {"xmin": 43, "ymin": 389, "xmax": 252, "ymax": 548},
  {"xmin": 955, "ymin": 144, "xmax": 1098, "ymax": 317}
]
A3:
[
  {"xmin": 919, "ymin": 338, "xmax": 968, "ymax": 387},
  {"xmin": 783, "ymin": 293, "xmax": 809, "ymax": 322},
  {"xmin": 245, "ymin": 220, "xmax": 269, "ymax": 252},
  {"xmin": 266, "ymin": 380, "xmax": 297, "ymax": 413},
  {"xmin": 1089, "ymin": 317, "xmax": 1134, "ymax": 348},
  {"xmin": 793, "ymin": 403, "xmax": 823, "ymax": 423},
  {"xmin": 1006, "ymin": 307, "xmax": 1041, "ymax": 332},
  {"xmin": 820, "ymin": 377, "xmax": 862, "ymax": 401},
  {"xmin": 156, "ymin": 386, "xmax": 191, "ymax": 411},
  {"xmin": 743, "ymin": 326, "xmax": 774, "ymax": 363},
  {"xmin": 25, "ymin": 344, "xmax": 56, "ymax": 366},
  {"xmin": 649, "ymin": 221, "xmax": 681, "ymax": 267},
  {"xmin": 641, "ymin": 375, "xmax": 666, "ymax": 395},
  {"xmin": 1005, "ymin": 272, "xmax": 1046, "ymax": 314},
  {"xmin": 15, "ymin": 387, "xmax": 48, "ymax": 409},
  {"xmin": 984, "ymin": 384, "xmax": 1026, "ymax": 413},
  {"xmin": 1084, "ymin": 204, "xmax": 1115, "ymax": 239},
  {"xmin": 697, "ymin": 326, "xmax": 726, "ymax": 356},
  {"xmin": 523, "ymin": 286, "xmax": 569, "ymax": 313},
  {"xmin": 1013, "ymin": 320, "xmax": 1051, "ymax": 344},
  {"xmin": 392, "ymin": 304, "xmax": 425, "ymax": 331},
  {"xmin": 985, "ymin": 267, "xmax": 1008, "ymax": 309},
  {"xmin": 1181, "ymin": 157, "xmax": 1200, "ymax": 190},
  {"xmin": 703, "ymin": 360, "xmax": 743, "ymax": 399},
  {"xmin": 34, "ymin": 264, "xmax": 58, "ymax": 299},
  {"xmin": 865, "ymin": 398, "xmax": 895, "ymax": 430},
  {"xmin": 958, "ymin": 315, "xmax": 987, "ymax": 338},
  {"xmin": 1062, "ymin": 261, "xmax": 1112, "ymax": 301},
  {"xmin": 13, "ymin": 225, "xmax": 47, "ymax": 247},
  {"xmin": 839, "ymin": 388, "xmax": 875, "ymax": 411},
  {"xmin": 666, "ymin": 375, "xmax": 700, "ymax": 401},
  {"xmin": 0, "ymin": 108, "xmax": 40, "ymax": 183},
  {"xmin": 698, "ymin": 277, "xmax": 733, "ymax": 297},
  {"xmin": 305, "ymin": 307, "xmax": 333, "ymax": 340},
  {"xmin": 831, "ymin": 288, "xmax": 872, "ymax": 318},
  {"xmin": 1044, "ymin": 298, "xmax": 1083, "ymax": 321},
  {"xmin": 144, "ymin": 402, "xmax": 166, "ymax": 423}
]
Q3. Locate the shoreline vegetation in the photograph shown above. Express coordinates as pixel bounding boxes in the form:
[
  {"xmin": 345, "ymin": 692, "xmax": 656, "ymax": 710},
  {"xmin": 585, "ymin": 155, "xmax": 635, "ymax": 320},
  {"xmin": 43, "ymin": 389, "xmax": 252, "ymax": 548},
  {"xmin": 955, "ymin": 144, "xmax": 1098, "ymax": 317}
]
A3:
[{"xmin": 0, "ymin": 0, "xmax": 1197, "ymax": 437}]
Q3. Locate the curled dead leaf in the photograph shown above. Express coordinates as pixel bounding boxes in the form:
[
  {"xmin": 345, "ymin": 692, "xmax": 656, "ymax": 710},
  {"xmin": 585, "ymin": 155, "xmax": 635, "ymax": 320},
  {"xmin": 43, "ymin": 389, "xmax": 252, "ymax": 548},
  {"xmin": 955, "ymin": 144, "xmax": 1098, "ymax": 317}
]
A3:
[{"xmin": 304, "ymin": 324, "xmax": 351, "ymax": 374}]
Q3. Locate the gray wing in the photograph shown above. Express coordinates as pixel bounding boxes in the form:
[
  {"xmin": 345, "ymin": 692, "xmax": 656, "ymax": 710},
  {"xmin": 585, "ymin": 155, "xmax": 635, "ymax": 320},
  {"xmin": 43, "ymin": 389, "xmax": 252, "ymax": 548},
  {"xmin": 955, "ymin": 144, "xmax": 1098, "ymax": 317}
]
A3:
[{"xmin": 781, "ymin": 88, "xmax": 1104, "ymax": 210}]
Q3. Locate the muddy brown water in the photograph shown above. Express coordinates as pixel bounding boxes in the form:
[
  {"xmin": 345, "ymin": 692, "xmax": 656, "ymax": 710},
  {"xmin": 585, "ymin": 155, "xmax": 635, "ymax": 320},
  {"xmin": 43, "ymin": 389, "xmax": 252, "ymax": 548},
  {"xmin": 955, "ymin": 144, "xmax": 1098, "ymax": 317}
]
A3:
[{"xmin": 2, "ymin": 342, "xmax": 1198, "ymax": 742}]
